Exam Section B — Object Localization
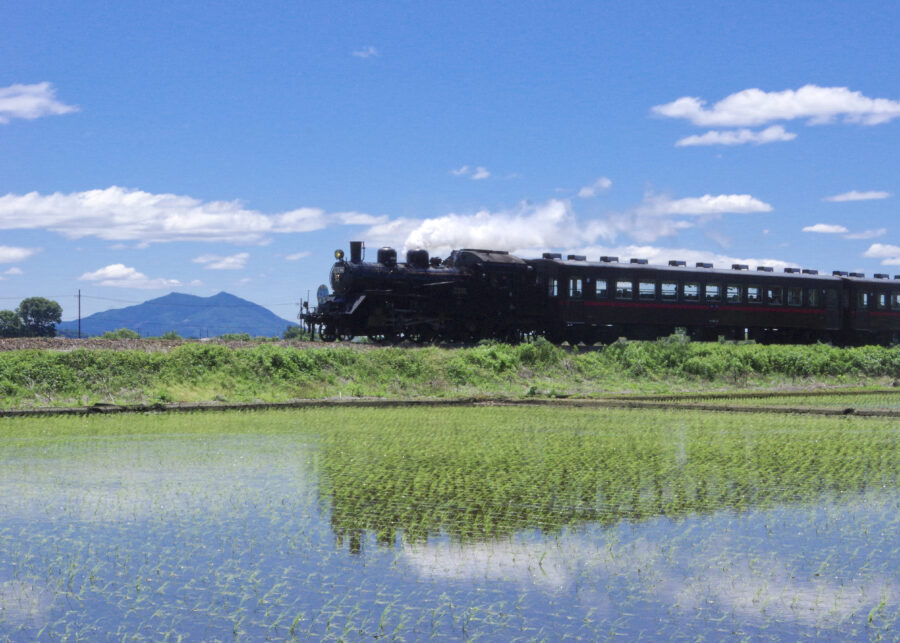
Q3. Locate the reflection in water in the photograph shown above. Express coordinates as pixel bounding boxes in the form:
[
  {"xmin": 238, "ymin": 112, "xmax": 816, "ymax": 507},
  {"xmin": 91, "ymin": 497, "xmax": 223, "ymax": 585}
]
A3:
[{"xmin": 321, "ymin": 413, "xmax": 900, "ymax": 545}]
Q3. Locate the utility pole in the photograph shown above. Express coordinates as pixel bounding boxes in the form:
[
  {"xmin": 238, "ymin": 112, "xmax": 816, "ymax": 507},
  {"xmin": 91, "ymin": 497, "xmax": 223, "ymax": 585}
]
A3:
[{"xmin": 77, "ymin": 289, "xmax": 81, "ymax": 339}]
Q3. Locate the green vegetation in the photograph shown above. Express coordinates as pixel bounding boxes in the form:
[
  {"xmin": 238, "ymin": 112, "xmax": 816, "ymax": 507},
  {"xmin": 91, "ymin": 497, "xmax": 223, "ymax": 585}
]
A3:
[
  {"xmin": 0, "ymin": 338, "xmax": 898, "ymax": 408},
  {"xmin": 0, "ymin": 297, "xmax": 62, "ymax": 337},
  {"xmin": 101, "ymin": 327, "xmax": 141, "ymax": 339}
]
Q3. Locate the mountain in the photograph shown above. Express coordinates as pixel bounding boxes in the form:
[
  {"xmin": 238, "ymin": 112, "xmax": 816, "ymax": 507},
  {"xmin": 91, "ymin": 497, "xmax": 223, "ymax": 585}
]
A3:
[{"xmin": 57, "ymin": 292, "xmax": 298, "ymax": 338}]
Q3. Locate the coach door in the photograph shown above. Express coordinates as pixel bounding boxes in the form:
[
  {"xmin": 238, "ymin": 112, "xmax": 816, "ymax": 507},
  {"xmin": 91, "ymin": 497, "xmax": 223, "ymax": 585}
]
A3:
[
  {"xmin": 824, "ymin": 288, "xmax": 840, "ymax": 330},
  {"xmin": 567, "ymin": 276, "xmax": 585, "ymax": 322}
]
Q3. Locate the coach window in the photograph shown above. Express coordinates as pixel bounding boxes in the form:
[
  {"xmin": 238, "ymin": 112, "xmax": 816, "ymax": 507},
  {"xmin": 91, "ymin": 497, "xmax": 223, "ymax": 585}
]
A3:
[
  {"xmin": 549, "ymin": 278, "xmax": 559, "ymax": 297},
  {"xmin": 876, "ymin": 292, "xmax": 887, "ymax": 309},
  {"xmin": 569, "ymin": 278, "xmax": 583, "ymax": 298},
  {"xmin": 705, "ymin": 283, "xmax": 721, "ymax": 302},
  {"xmin": 639, "ymin": 281, "xmax": 656, "ymax": 300},
  {"xmin": 767, "ymin": 287, "xmax": 783, "ymax": 305},
  {"xmin": 683, "ymin": 282, "xmax": 699, "ymax": 302},
  {"xmin": 807, "ymin": 288, "xmax": 820, "ymax": 307},
  {"xmin": 858, "ymin": 292, "xmax": 870, "ymax": 308},
  {"xmin": 661, "ymin": 282, "xmax": 677, "ymax": 301},
  {"xmin": 726, "ymin": 284, "xmax": 741, "ymax": 304},
  {"xmin": 616, "ymin": 280, "xmax": 633, "ymax": 300},
  {"xmin": 747, "ymin": 285, "xmax": 761, "ymax": 304},
  {"xmin": 893, "ymin": 291, "xmax": 900, "ymax": 310},
  {"xmin": 787, "ymin": 287, "xmax": 802, "ymax": 307},
  {"xmin": 596, "ymin": 279, "xmax": 609, "ymax": 299}
]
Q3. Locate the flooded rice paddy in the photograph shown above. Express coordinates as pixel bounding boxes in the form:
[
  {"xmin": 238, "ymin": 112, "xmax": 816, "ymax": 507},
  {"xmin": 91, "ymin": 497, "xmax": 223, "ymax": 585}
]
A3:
[{"xmin": 1, "ymin": 406, "xmax": 898, "ymax": 640}]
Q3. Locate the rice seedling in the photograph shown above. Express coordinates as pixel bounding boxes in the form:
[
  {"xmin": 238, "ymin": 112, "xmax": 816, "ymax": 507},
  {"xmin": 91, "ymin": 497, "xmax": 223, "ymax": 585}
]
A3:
[{"xmin": 0, "ymin": 406, "xmax": 897, "ymax": 639}]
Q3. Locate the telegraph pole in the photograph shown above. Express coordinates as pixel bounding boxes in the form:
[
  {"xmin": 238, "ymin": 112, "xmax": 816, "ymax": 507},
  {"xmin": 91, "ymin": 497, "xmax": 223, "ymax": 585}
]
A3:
[{"xmin": 77, "ymin": 289, "xmax": 82, "ymax": 339}]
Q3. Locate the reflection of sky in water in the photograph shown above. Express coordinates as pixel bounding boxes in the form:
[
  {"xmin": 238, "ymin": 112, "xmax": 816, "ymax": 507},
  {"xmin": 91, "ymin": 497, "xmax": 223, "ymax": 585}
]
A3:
[{"xmin": 1, "ymin": 422, "xmax": 898, "ymax": 640}]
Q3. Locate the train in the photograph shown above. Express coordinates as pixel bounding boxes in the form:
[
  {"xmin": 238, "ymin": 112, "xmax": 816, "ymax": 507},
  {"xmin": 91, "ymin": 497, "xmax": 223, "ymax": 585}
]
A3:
[{"xmin": 300, "ymin": 241, "xmax": 900, "ymax": 346}]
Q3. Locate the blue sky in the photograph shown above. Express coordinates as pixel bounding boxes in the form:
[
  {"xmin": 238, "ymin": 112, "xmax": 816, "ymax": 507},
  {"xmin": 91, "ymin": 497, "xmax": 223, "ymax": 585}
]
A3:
[{"xmin": 2, "ymin": 1, "xmax": 898, "ymax": 322}]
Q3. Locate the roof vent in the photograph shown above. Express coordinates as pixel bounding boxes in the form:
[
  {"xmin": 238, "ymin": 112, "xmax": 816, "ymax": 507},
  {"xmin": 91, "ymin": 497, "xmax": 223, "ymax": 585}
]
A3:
[
  {"xmin": 757, "ymin": 266, "xmax": 774, "ymax": 272},
  {"xmin": 630, "ymin": 258, "xmax": 648, "ymax": 265},
  {"xmin": 696, "ymin": 262, "xmax": 713, "ymax": 269},
  {"xmin": 542, "ymin": 252, "xmax": 562, "ymax": 260},
  {"xmin": 833, "ymin": 270, "xmax": 848, "ymax": 276},
  {"xmin": 731, "ymin": 264, "xmax": 748, "ymax": 270},
  {"xmin": 850, "ymin": 272, "xmax": 865, "ymax": 278},
  {"xmin": 668, "ymin": 260, "xmax": 686, "ymax": 267},
  {"xmin": 784, "ymin": 267, "xmax": 800, "ymax": 274},
  {"xmin": 802, "ymin": 269, "xmax": 819, "ymax": 275},
  {"xmin": 875, "ymin": 273, "xmax": 889, "ymax": 279},
  {"xmin": 567, "ymin": 254, "xmax": 586, "ymax": 261},
  {"xmin": 599, "ymin": 256, "xmax": 619, "ymax": 263}
]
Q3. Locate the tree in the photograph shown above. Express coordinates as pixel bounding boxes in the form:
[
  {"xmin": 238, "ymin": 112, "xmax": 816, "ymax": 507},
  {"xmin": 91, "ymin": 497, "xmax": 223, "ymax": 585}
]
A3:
[
  {"xmin": 283, "ymin": 325, "xmax": 307, "ymax": 340},
  {"xmin": 16, "ymin": 297, "xmax": 62, "ymax": 337},
  {"xmin": 0, "ymin": 310, "xmax": 22, "ymax": 337},
  {"xmin": 102, "ymin": 328, "xmax": 141, "ymax": 339}
]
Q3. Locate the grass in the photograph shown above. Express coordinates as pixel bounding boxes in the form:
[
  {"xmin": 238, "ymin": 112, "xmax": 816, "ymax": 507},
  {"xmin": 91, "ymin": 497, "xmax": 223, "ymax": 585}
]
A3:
[{"xmin": 0, "ymin": 338, "xmax": 898, "ymax": 409}]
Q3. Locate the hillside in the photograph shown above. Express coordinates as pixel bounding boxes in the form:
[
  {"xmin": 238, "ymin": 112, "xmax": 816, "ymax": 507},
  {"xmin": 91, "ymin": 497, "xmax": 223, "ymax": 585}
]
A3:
[{"xmin": 56, "ymin": 292, "xmax": 298, "ymax": 338}]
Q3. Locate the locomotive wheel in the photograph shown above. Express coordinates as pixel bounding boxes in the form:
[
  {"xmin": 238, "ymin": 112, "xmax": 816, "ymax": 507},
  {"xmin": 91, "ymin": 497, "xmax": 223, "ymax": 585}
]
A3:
[
  {"xmin": 320, "ymin": 327, "xmax": 337, "ymax": 342},
  {"xmin": 338, "ymin": 332, "xmax": 355, "ymax": 342},
  {"xmin": 367, "ymin": 332, "xmax": 397, "ymax": 344}
]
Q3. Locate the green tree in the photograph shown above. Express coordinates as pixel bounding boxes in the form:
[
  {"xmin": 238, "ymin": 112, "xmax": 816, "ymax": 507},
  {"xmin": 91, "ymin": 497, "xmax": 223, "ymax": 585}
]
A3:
[
  {"xmin": 0, "ymin": 310, "xmax": 22, "ymax": 337},
  {"xmin": 282, "ymin": 325, "xmax": 307, "ymax": 340},
  {"xmin": 16, "ymin": 297, "xmax": 63, "ymax": 337}
]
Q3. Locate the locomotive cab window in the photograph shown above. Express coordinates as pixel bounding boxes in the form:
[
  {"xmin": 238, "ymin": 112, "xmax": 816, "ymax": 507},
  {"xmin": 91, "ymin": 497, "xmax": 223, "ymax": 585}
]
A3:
[
  {"xmin": 616, "ymin": 281, "xmax": 633, "ymax": 300},
  {"xmin": 661, "ymin": 282, "xmax": 677, "ymax": 301},
  {"xmin": 595, "ymin": 279, "xmax": 609, "ymax": 299},
  {"xmin": 726, "ymin": 284, "xmax": 741, "ymax": 304},
  {"xmin": 787, "ymin": 287, "xmax": 802, "ymax": 307},
  {"xmin": 639, "ymin": 282, "xmax": 656, "ymax": 300},
  {"xmin": 682, "ymin": 282, "xmax": 699, "ymax": 302},
  {"xmin": 704, "ymin": 283, "xmax": 721, "ymax": 302},
  {"xmin": 747, "ymin": 285, "xmax": 761, "ymax": 304},
  {"xmin": 807, "ymin": 289, "xmax": 820, "ymax": 307},
  {"xmin": 767, "ymin": 287, "xmax": 783, "ymax": 305},
  {"xmin": 569, "ymin": 278, "xmax": 583, "ymax": 298}
]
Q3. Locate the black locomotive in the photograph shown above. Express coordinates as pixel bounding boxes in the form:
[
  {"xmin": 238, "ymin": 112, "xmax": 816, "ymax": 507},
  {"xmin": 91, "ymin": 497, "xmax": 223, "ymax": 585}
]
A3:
[{"xmin": 301, "ymin": 241, "xmax": 900, "ymax": 346}]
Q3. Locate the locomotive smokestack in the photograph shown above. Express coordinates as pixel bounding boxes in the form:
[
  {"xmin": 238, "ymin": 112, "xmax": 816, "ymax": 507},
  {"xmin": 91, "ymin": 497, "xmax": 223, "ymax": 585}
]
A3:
[{"xmin": 350, "ymin": 241, "xmax": 363, "ymax": 263}]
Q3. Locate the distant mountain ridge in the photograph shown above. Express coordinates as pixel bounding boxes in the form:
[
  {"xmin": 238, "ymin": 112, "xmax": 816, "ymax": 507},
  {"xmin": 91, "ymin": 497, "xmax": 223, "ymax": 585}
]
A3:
[{"xmin": 57, "ymin": 292, "xmax": 298, "ymax": 338}]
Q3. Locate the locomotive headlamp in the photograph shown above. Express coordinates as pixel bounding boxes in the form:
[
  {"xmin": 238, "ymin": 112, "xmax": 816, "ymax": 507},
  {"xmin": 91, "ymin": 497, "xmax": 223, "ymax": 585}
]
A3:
[{"xmin": 334, "ymin": 249, "xmax": 345, "ymax": 261}]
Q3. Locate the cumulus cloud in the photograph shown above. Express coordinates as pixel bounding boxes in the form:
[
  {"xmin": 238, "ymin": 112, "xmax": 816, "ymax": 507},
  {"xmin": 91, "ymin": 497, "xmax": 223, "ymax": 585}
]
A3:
[
  {"xmin": 803, "ymin": 223, "xmax": 849, "ymax": 234},
  {"xmin": 3, "ymin": 267, "xmax": 24, "ymax": 275},
  {"xmin": 634, "ymin": 193, "xmax": 772, "ymax": 216},
  {"xmin": 676, "ymin": 125, "xmax": 797, "ymax": 147},
  {"xmin": 79, "ymin": 264, "xmax": 183, "ymax": 289},
  {"xmin": 0, "ymin": 82, "xmax": 78, "ymax": 124},
  {"xmin": 572, "ymin": 244, "xmax": 799, "ymax": 272},
  {"xmin": 578, "ymin": 177, "xmax": 613, "ymax": 198},
  {"xmin": 451, "ymin": 165, "xmax": 491, "ymax": 180},
  {"xmin": 863, "ymin": 244, "xmax": 900, "ymax": 265},
  {"xmin": 0, "ymin": 245, "xmax": 39, "ymax": 263},
  {"xmin": 352, "ymin": 46, "xmax": 379, "ymax": 59},
  {"xmin": 822, "ymin": 190, "xmax": 891, "ymax": 202},
  {"xmin": 843, "ymin": 228, "xmax": 886, "ymax": 240},
  {"xmin": 192, "ymin": 252, "xmax": 249, "ymax": 270},
  {"xmin": 652, "ymin": 85, "xmax": 900, "ymax": 127},
  {"xmin": 0, "ymin": 187, "xmax": 380, "ymax": 244},
  {"xmin": 285, "ymin": 251, "xmax": 311, "ymax": 261}
]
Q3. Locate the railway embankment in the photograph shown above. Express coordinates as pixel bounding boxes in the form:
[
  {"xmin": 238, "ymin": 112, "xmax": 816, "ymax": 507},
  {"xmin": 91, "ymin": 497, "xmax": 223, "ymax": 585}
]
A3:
[{"xmin": 0, "ymin": 337, "xmax": 897, "ymax": 412}]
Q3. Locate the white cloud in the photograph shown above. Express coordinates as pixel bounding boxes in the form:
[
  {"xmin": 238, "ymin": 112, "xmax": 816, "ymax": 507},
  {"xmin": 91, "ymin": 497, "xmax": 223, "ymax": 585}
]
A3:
[
  {"xmin": 0, "ymin": 245, "xmax": 39, "ymax": 263},
  {"xmin": 191, "ymin": 252, "xmax": 249, "ymax": 270},
  {"xmin": 450, "ymin": 165, "xmax": 491, "ymax": 180},
  {"xmin": 652, "ymin": 85, "xmax": 900, "ymax": 127},
  {"xmin": 634, "ymin": 193, "xmax": 772, "ymax": 217},
  {"xmin": 352, "ymin": 46, "xmax": 379, "ymax": 59},
  {"xmin": 572, "ymin": 244, "xmax": 799, "ymax": 272},
  {"xmin": 803, "ymin": 223, "xmax": 849, "ymax": 234},
  {"xmin": 578, "ymin": 177, "xmax": 613, "ymax": 198},
  {"xmin": 863, "ymin": 243, "xmax": 900, "ymax": 265},
  {"xmin": 0, "ymin": 82, "xmax": 78, "ymax": 124},
  {"xmin": 843, "ymin": 228, "xmax": 886, "ymax": 240},
  {"xmin": 0, "ymin": 187, "xmax": 377, "ymax": 244},
  {"xmin": 3, "ymin": 267, "xmax": 23, "ymax": 276},
  {"xmin": 79, "ymin": 264, "xmax": 183, "ymax": 289},
  {"xmin": 822, "ymin": 190, "xmax": 891, "ymax": 202},
  {"xmin": 285, "ymin": 252, "xmax": 311, "ymax": 261},
  {"xmin": 676, "ymin": 125, "xmax": 797, "ymax": 147}
]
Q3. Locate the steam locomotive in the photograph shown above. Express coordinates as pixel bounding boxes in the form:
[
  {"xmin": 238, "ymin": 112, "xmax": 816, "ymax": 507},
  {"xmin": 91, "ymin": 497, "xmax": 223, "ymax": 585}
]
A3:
[{"xmin": 300, "ymin": 241, "xmax": 900, "ymax": 346}]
